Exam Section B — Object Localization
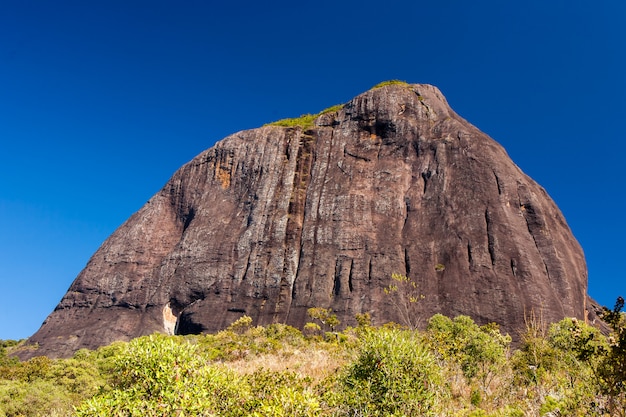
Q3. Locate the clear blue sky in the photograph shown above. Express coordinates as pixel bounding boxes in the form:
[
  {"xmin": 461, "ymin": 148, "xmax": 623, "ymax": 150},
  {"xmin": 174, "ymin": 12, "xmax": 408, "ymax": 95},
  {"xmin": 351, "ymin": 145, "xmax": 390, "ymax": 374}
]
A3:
[{"xmin": 1, "ymin": 1, "xmax": 624, "ymax": 340}]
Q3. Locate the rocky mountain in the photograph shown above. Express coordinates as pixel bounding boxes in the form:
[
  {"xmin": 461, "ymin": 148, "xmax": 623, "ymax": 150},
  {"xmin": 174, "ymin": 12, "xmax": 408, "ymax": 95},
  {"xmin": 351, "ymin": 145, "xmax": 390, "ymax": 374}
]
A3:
[{"xmin": 23, "ymin": 82, "xmax": 592, "ymax": 358}]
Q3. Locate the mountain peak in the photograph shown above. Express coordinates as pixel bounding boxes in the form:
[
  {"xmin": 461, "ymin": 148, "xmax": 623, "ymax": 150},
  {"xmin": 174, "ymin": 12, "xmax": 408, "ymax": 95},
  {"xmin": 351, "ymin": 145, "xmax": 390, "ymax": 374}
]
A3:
[{"xmin": 21, "ymin": 83, "xmax": 591, "ymax": 358}]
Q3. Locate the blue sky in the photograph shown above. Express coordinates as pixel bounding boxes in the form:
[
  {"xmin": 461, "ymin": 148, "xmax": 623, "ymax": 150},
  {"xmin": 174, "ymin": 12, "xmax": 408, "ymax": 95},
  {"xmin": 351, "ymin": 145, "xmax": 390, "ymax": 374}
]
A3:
[{"xmin": 1, "ymin": 1, "xmax": 625, "ymax": 340}]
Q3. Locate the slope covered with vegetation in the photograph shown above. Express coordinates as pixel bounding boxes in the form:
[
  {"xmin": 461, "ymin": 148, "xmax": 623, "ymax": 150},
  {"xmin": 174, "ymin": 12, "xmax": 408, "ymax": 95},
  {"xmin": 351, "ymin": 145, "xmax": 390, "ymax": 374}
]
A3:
[{"xmin": 2, "ymin": 297, "xmax": 625, "ymax": 417}]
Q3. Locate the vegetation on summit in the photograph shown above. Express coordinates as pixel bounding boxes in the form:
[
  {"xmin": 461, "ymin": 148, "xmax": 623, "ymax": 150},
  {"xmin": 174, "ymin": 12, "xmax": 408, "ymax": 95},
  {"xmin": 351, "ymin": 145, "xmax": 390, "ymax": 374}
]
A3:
[
  {"xmin": 371, "ymin": 79, "xmax": 410, "ymax": 89},
  {"xmin": 264, "ymin": 79, "xmax": 410, "ymax": 129},
  {"xmin": 266, "ymin": 104, "xmax": 344, "ymax": 129},
  {"xmin": 267, "ymin": 80, "xmax": 409, "ymax": 129}
]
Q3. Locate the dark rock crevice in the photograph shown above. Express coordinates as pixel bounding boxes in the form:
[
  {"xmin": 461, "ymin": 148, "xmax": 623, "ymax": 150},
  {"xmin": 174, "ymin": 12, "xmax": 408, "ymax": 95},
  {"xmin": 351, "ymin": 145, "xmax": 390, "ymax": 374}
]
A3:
[
  {"xmin": 485, "ymin": 209, "xmax": 496, "ymax": 266},
  {"xmin": 493, "ymin": 170, "xmax": 502, "ymax": 195},
  {"xmin": 510, "ymin": 259, "xmax": 518, "ymax": 277},
  {"xmin": 467, "ymin": 242, "xmax": 474, "ymax": 267},
  {"xmin": 404, "ymin": 247, "xmax": 411, "ymax": 275},
  {"xmin": 333, "ymin": 259, "xmax": 342, "ymax": 296},
  {"xmin": 517, "ymin": 186, "xmax": 552, "ymax": 282},
  {"xmin": 348, "ymin": 259, "xmax": 354, "ymax": 293}
]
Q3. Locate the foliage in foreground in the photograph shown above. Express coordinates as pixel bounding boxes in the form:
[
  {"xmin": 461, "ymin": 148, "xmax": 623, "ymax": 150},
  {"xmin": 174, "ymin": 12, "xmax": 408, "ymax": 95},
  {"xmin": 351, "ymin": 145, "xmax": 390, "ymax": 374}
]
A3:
[
  {"xmin": 2, "ymin": 298, "xmax": 626, "ymax": 417},
  {"xmin": 327, "ymin": 327, "xmax": 443, "ymax": 416}
]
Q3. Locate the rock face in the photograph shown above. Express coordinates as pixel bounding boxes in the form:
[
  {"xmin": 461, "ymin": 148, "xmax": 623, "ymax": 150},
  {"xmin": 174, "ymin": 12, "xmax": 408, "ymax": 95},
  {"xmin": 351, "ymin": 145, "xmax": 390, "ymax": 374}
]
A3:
[{"xmin": 25, "ymin": 83, "xmax": 590, "ymax": 358}]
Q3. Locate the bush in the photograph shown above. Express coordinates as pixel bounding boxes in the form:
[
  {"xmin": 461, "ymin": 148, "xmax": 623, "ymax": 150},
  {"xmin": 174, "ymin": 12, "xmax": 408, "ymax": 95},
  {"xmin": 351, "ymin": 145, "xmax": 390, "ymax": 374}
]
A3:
[
  {"xmin": 4, "ymin": 311, "xmax": 625, "ymax": 416},
  {"xmin": 0, "ymin": 341, "xmax": 20, "ymax": 368},
  {"xmin": 427, "ymin": 315, "xmax": 510, "ymax": 391},
  {"xmin": 512, "ymin": 316, "xmax": 602, "ymax": 415},
  {"xmin": 0, "ymin": 351, "xmax": 103, "ymax": 417},
  {"xmin": 0, "ymin": 379, "xmax": 70, "ymax": 417},
  {"xmin": 74, "ymin": 334, "xmax": 245, "ymax": 416},
  {"xmin": 327, "ymin": 327, "xmax": 443, "ymax": 416},
  {"xmin": 193, "ymin": 321, "xmax": 307, "ymax": 362},
  {"xmin": 245, "ymin": 369, "xmax": 321, "ymax": 416}
]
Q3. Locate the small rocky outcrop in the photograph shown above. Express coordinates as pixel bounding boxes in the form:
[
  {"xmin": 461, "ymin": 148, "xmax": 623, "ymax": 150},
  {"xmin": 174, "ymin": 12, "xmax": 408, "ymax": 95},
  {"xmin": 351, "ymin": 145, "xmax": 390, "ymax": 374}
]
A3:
[{"xmin": 23, "ymin": 83, "xmax": 591, "ymax": 358}]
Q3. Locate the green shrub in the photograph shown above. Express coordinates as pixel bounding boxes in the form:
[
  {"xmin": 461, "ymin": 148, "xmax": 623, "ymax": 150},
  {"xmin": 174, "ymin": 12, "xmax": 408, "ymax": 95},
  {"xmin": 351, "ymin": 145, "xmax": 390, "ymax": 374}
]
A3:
[
  {"xmin": 355, "ymin": 313, "xmax": 372, "ymax": 328},
  {"xmin": 263, "ymin": 323, "xmax": 304, "ymax": 344},
  {"xmin": 512, "ymin": 316, "xmax": 601, "ymax": 415},
  {"xmin": 427, "ymin": 315, "xmax": 510, "ymax": 390},
  {"xmin": 327, "ymin": 327, "xmax": 443, "ymax": 416},
  {"xmin": 245, "ymin": 369, "xmax": 321, "ymax": 416},
  {"xmin": 0, "ymin": 341, "xmax": 20, "ymax": 368},
  {"xmin": 548, "ymin": 317, "xmax": 607, "ymax": 362},
  {"xmin": 194, "ymin": 322, "xmax": 307, "ymax": 361},
  {"xmin": 74, "ymin": 334, "xmax": 245, "ymax": 416},
  {"xmin": 308, "ymin": 307, "xmax": 340, "ymax": 331},
  {"xmin": 539, "ymin": 395, "xmax": 563, "ymax": 416},
  {"xmin": 4, "ymin": 311, "xmax": 624, "ymax": 416},
  {"xmin": 303, "ymin": 322, "xmax": 323, "ymax": 340},
  {"xmin": 227, "ymin": 315, "xmax": 253, "ymax": 334},
  {"xmin": 0, "ymin": 379, "xmax": 70, "ymax": 417},
  {"xmin": 511, "ymin": 312, "xmax": 559, "ymax": 386},
  {"xmin": 0, "ymin": 351, "xmax": 103, "ymax": 417}
]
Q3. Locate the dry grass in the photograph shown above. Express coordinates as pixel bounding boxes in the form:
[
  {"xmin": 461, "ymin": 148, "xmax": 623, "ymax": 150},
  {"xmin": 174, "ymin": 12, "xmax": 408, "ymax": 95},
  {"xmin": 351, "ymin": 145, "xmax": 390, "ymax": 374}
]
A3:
[{"xmin": 225, "ymin": 345, "xmax": 349, "ymax": 383}]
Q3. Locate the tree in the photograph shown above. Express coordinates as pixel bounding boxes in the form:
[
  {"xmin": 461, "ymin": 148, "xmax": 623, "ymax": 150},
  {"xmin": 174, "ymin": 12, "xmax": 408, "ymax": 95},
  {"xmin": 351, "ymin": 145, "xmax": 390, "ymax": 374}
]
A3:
[
  {"xmin": 427, "ymin": 314, "xmax": 510, "ymax": 393},
  {"xmin": 598, "ymin": 296, "xmax": 626, "ymax": 416},
  {"xmin": 383, "ymin": 273, "xmax": 424, "ymax": 329},
  {"xmin": 307, "ymin": 308, "xmax": 340, "ymax": 331}
]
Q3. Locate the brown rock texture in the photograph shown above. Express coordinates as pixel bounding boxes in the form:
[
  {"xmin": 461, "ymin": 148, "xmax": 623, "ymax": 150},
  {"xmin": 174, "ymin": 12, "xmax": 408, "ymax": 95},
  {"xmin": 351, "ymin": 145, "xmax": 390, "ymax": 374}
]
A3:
[{"xmin": 24, "ymin": 83, "xmax": 590, "ymax": 358}]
